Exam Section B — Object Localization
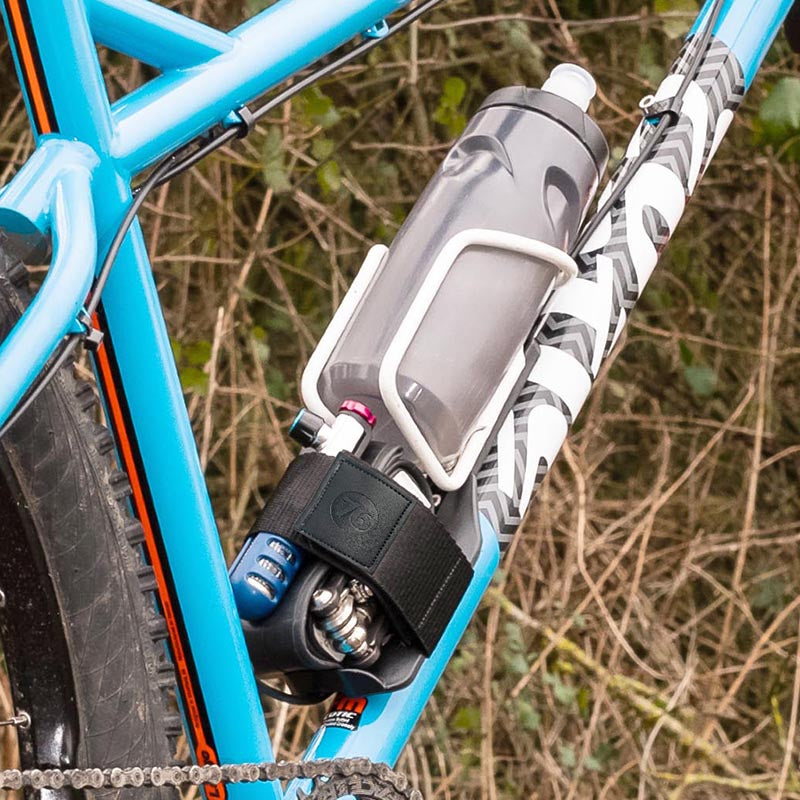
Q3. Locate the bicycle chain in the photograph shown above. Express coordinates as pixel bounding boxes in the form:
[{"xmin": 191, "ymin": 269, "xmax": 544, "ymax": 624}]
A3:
[{"xmin": 0, "ymin": 758, "xmax": 421, "ymax": 799}]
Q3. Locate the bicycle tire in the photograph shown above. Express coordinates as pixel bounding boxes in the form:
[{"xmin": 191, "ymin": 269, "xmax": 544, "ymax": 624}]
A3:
[{"xmin": 0, "ymin": 246, "xmax": 180, "ymax": 800}]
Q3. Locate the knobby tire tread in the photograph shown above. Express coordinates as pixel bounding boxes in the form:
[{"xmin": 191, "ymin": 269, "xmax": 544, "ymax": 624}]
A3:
[{"xmin": 0, "ymin": 248, "xmax": 180, "ymax": 800}]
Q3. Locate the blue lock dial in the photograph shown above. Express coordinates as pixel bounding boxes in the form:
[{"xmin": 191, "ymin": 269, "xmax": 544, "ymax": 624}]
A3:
[{"xmin": 229, "ymin": 532, "xmax": 303, "ymax": 621}]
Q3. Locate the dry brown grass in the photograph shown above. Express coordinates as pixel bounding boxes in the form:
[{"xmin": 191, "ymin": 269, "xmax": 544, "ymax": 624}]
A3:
[{"xmin": 4, "ymin": 1, "xmax": 800, "ymax": 798}]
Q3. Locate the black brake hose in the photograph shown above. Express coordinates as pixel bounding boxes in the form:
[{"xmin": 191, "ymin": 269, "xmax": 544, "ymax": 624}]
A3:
[
  {"xmin": 570, "ymin": 0, "xmax": 725, "ymax": 257},
  {"xmin": 256, "ymin": 678, "xmax": 331, "ymax": 707},
  {"xmin": 0, "ymin": 336, "xmax": 81, "ymax": 438},
  {"xmin": 148, "ymin": 0, "xmax": 448, "ymax": 189}
]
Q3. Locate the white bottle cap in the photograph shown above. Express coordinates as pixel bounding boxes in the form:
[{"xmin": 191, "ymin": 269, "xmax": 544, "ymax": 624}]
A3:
[{"xmin": 541, "ymin": 64, "xmax": 597, "ymax": 112}]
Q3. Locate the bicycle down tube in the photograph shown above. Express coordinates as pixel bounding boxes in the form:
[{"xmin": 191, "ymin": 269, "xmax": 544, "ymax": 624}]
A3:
[{"xmin": 0, "ymin": 0, "xmax": 794, "ymax": 798}]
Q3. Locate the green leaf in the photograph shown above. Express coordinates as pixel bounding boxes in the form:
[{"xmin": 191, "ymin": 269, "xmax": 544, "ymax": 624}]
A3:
[
  {"xmin": 515, "ymin": 699, "xmax": 541, "ymax": 732},
  {"xmin": 452, "ymin": 706, "xmax": 481, "ymax": 732},
  {"xmin": 179, "ymin": 366, "xmax": 208, "ymax": 395},
  {"xmin": 559, "ymin": 744, "xmax": 576, "ymax": 769},
  {"xmin": 184, "ymin": 340, "xmax": 211, "ymax": 367},
  {"xmin": 577, "ymin": 686, "xmax": 591, "ymax": 718},
  {"xmin": 434, "ymin": 76, "xmax": 468, "ymax": 138},
  {"xmin": 298, "ymin": 86, "xmax": 341, "ymax": 129},
  {"xmin": 263, "ymin": 163, "xmax": 290, "ymax": 193},
  {"xmin": 503, "ymin": 652, "xmax": 530, "ymax": 676},
  {"xmin": 311, "ymin": 137, "xmax": 335, "ymax": 161},
  {"xmin": 555, "ymin": 682, "xmax": 577, "ymax": 705},
  {"xmin": 442, "ymin": 76, "xmax": 466, "ymax": 107},
  {"xmin": 433, "ymin": 108, "xmax": 467, "ymax": 137},
  {"xmin": 679, "ymin": 340, "xmax": 694, "ymax": 366},
  {"xmin": 503, "ymin": 620, "xmax": 525, "ymax": 651},
  {"xmin": 684, "ymin": 364, "xmax": 716, "ymax": 398},
  {"xmin": 584, "ymin": 755, "xmax": 602, "ymax": 771},
  {"xmin": 262, "ymin": 128, "xmax": 291, "ymax": 193},
  {"xmin": 654, "ymin": 0, "xmax": 698, "ymax": 39},
  {"xmin": 317, "ymin": 160, "xmax": 342, "ymax": 194},
  {"xmin": 545, "ymin": 673, "xmax": 577, "ymax": 706},
  {"xmin": 757, "ymin": 78, "xmax": 800, "ymax": 152}
]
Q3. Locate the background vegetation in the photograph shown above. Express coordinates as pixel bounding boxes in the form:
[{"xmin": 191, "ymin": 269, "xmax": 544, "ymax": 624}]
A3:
[{"xmin": 4, "ymin": 0, "xmax": 800, "ymax": 797}]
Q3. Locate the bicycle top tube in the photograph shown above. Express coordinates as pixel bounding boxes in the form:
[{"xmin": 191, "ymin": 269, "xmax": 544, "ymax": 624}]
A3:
[{"xmin": 6, "ymin": 0, "xmax": 415, "ymax": 176}]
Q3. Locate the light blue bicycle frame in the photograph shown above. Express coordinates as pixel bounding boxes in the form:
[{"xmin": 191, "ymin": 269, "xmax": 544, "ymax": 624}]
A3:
[{"xmin": 0, "ymin": 0, "xmax": 793, "ymax": 797}]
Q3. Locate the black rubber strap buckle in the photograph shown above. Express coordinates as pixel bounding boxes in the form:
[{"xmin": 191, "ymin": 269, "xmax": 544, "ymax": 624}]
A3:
[{"xmin": 251, "ymin": 452, "xmax": 474, "ymax": 655}]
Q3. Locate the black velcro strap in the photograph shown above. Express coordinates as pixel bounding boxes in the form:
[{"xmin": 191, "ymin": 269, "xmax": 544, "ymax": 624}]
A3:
[
  {"xmin": 251, "ymin": 451, "xmax": 473, "ymax": 655},
  {"xmin": 250, "ymin": 452, "xmax": 335, "ymax": 536}
]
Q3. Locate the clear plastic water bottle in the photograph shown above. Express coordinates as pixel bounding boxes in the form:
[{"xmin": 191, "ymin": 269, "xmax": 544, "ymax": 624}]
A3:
[{"xmin": 302, "ymin": 66, "xmax": 608, "ymax": 490}]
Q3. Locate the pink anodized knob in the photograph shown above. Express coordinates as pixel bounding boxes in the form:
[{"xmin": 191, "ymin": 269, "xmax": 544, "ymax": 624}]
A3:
[{"xmin": 339, "ymin": 399, "xmax": 376, "ymax": 428}]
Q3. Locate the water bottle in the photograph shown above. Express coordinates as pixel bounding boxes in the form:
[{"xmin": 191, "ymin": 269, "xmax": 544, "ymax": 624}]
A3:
[
  {"xmin": 302, "ymin": 65, "xmax": 608, "ymax": 490},
  {"xmin": 231, "ymin": 65, "xmax": 608, "ymax": 625}
]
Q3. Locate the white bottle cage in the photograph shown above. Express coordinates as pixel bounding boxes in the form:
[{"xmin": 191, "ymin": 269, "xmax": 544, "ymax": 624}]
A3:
[
  {"xmin": 302, "ymin": 229, "xmax": 578, "ymax": 491},
  {"xmin": 301, "ymin": 243, "xmax": 390, "ymax": 425}
]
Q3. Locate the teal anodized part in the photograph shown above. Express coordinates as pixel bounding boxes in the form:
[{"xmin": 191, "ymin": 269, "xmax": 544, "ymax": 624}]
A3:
[
  {"xmin": 363, "ymin": 19, "xmax": 389, "ymax": 38},
  {"xmin": 290, "ymin": 408, "xmax": 306, "ymax": 434}
]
